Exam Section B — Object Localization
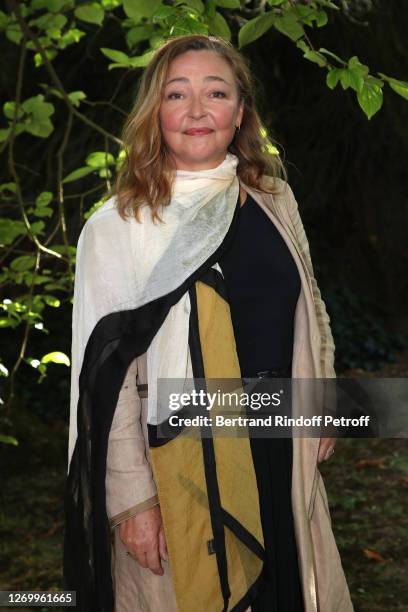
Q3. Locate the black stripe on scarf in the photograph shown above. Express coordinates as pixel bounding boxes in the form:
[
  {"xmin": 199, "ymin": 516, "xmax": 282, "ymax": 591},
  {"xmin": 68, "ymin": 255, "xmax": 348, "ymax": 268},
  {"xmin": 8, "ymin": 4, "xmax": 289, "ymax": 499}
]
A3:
[
  {"xmin": 63, "ymin": 193, "xmax": 242, "ymax": 611},
  {"xmin": 188, "ymin": 281, "xmax": 231, "ymax": 611}
]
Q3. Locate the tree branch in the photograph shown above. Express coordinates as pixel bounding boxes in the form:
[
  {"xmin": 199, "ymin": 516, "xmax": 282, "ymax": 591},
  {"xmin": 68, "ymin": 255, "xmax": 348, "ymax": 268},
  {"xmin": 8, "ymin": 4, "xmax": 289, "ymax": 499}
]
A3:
[{"xmin": 8, "ymin": 0, "xmax": 122, "ymax": 147}]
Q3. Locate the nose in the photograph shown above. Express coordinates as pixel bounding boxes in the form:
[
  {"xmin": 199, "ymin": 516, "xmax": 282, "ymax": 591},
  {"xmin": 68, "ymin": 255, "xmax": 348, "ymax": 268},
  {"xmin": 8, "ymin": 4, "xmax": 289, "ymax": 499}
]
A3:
[{"xmin": 188, "ymin": 94, "xmax": 206, "ymax": 118}]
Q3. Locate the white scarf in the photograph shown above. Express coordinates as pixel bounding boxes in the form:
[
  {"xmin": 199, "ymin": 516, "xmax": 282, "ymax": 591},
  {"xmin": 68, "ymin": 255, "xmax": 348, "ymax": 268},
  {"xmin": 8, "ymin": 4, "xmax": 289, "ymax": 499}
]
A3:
[{"xmin": 68, "ymin": 152, "xmax": 240, "ymax": 469}]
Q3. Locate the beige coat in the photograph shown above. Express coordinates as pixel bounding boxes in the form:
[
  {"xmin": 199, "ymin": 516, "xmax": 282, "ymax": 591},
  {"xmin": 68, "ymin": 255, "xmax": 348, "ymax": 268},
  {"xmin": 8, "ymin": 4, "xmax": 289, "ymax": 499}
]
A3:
[{"xmin": 105, "ymin": 177, "xmax": 354, "ymax": 612}]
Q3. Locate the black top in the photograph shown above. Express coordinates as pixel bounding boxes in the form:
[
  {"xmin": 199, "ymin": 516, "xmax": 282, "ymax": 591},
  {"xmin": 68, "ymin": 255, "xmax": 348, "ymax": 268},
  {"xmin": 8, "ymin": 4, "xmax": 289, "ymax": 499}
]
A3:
[{"xmin": 218, "ymin": 192, "xmax": 301, "ymax": 377}]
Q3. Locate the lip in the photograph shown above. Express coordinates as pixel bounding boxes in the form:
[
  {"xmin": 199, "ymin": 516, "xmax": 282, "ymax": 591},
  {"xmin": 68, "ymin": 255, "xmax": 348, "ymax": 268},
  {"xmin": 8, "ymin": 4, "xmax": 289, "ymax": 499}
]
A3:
[{"xmin": 184, "ymin": 128, "xmax": 214, "ymax": 135}]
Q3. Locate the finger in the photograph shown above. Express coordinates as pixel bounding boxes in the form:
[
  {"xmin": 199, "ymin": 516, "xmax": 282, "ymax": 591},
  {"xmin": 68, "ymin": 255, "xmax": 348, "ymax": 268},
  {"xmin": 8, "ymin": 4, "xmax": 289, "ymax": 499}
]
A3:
[
  {"xmin": 158, "ymin": 527, "xmax": 168, "ymax": 561},
  {"xmin": 145, "ymin": 546, "xmax": 164, "ymax": 576},
  {"xmin": 317, "ymin": 441, "xmax": 327, "ymax": 463},
  {"xmin": 319, "ymin": 446, "xmax": 330, "ymax": 462},
  {"xmin": 128, "ymin": 548, "xmax": 148, "ymax": 569},
  {"xmin": 318, "ymin": 437, "xmax": 335, "ymax": 462}
]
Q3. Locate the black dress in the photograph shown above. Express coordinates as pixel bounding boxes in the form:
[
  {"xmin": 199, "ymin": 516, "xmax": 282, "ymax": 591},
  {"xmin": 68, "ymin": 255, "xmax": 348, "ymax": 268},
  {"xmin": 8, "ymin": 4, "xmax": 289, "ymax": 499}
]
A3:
[{"xmin": 218, "ymin": 192, "xmax": 304, "ymax": 612}]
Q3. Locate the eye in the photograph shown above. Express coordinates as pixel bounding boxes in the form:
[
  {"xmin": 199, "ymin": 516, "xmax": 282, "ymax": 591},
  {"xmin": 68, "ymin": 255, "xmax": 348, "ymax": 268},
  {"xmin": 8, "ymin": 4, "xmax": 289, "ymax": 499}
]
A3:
[{"xmin": 166, "ymin": 91, "xmax": 227, "ymax": 100}]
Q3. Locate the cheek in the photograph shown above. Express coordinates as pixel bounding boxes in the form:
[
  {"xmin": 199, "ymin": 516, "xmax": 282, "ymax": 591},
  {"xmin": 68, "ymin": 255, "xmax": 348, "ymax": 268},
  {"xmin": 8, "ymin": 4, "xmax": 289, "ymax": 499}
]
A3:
[
  {"xmin": 159, "ymin": 106, "xmax": 184, "ymax": 132},
  {"xmin": 213, "ymin": 104, "xmax": 239, "ymax": 129}
]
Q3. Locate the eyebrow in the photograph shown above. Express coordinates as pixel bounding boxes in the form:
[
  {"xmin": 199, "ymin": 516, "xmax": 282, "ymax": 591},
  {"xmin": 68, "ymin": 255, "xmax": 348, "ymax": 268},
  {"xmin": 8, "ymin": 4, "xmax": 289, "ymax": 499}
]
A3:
[{"xmin": 165, "ymin": 75, "xmax": 231, "ymax": 86}]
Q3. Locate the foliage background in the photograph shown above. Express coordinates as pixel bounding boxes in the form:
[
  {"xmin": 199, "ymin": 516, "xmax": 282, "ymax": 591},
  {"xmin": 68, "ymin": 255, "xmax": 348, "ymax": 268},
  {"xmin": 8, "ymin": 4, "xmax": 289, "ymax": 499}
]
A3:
[{"xmin": 0, "ymin": 1, "xmax": 407, "ymax": 610}]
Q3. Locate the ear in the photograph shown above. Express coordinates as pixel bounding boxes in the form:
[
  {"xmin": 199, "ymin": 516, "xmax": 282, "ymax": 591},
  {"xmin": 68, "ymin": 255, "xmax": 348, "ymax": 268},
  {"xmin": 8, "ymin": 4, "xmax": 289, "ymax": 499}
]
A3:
[{"xmin": 237, "ymin": 99, "xmax": 244, "ymax": 126}]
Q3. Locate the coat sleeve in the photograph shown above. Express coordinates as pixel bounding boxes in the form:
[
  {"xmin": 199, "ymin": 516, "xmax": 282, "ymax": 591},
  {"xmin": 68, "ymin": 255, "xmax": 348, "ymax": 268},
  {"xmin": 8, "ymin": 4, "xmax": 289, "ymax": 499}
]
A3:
[
  {"xmin": 284, "ymin": 181, "xmax": 337, "ymax": 380},
  {"xmin": 106, "ymin": 356, "xmax": 159, "ymax": 529}
]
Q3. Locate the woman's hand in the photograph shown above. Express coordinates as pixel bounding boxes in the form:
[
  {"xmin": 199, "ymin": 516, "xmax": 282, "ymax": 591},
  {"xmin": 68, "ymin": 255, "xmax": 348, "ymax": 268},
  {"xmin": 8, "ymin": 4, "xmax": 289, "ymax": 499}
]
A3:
[
  {"xmin": 317, "ymin": 436, "xmax": 337, "ymax": 463},
  {"xmin": 119, "ymin": 504, "xmax": 168, "ymax": 575}
]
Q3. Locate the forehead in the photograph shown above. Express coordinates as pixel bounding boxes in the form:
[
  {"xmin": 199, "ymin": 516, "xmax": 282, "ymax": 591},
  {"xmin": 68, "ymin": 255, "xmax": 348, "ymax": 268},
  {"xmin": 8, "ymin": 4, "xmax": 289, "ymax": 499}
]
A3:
[{"xmin": 165, "ymin": 50, "xmax": 234, "ymax": 82}]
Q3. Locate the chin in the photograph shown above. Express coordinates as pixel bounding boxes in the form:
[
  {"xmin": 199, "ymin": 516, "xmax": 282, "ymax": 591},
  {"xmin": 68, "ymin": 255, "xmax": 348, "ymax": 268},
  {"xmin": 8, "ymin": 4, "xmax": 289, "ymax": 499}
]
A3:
[{"xmin": 184, "ymin": 147, "xmax": 225, "ymax": 160}]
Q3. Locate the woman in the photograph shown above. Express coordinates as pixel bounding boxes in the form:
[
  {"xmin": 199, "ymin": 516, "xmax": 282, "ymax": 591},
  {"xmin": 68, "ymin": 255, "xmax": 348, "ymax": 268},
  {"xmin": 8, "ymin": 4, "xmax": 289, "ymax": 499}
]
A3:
[{"xmin": 64, "ymin": 35, "xmax": 354, "ymax": 612}]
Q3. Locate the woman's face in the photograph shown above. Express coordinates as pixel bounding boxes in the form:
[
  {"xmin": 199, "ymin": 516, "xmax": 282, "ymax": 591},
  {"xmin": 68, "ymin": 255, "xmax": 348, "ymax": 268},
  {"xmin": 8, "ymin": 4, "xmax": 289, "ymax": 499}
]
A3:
[{"xmin": 159, "ymin": 50, "xmax": 244, "ymax": 171}]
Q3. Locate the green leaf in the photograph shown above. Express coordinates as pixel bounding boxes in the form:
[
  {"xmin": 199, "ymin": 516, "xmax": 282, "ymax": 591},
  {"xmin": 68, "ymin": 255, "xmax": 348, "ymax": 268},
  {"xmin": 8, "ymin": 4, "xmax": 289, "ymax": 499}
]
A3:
[
  {"xmin": 208, "ymin": 11, "xmax": 231, "ymax": 40},
  {"xmin": 339, "ymin": 69, "xmax": 351, "ymax": 90},
  {"xmin": 326, "ymin": 68, "xmax": 342, "ymax": 89},
  {"xmin": 68, "ymin": 90, "xmax": 86, "ymax": 107},
  {"xmin": 24, "ymin": 117, "xmax": 54, "ymax": 138},
  {"xmin": 0, "ymin": 219, "xmax": 26, "ymax": 245},
  {"xmin": 152, "ymin": 5, "xmax": 177, "ymax": 21},
  {"xmin": 176, "ymin": 0, "xmax": 205, "ymax": 12},
  {"xmin": 85, "ymin": 151, "xmax": 115, "ymax": 168},
  {"xmin": 58, "ymin": 27, "xmax": 86, "ymax": 49},
  {"xmin": 296, "ymin": 41, "xmax": 326, "ymax": 68},
  {"xmin": 304, "ymin": 50, "xmax": 326, "ymax": 67},
  {"xmin": 0, "ymin": 128, "xmax": 10, "ymax": 142},
  {"xmin": 348, "ymin": 56, "xmax": 369, "ymax": 77},
  {"xmin": 30, "ymin": 221, "xmax": 45, "ymax": 236},
  {"xmin": 41, "ymin": 351, "xmax": 70, "ymax": 366},
  {"xmin": 267, "ymin": 0, "xmax": 285, "ymax": 5},
  {"xmin": 388, "ymin": 80, "xmax": 408, "ymax": 100},
  {"xmin": 149, "ymin": 34, "xmax": 165, "ymax": 49},
  {"xmin": 0, "ymin": 319, "xmax": 14, "ymax": 329},
  {"xmin": 292, "ymin": 5, "xmax": 315, "ymax": 27},
  {"xmin": 215, "ymin": 0, "xmax": 240, "ymax": 8},
  {"xmin": 0, "ymin": 182, "xmax": 16, "ymax": 194},
  {"xmin": 273, "ymin": 11, "xmax": 304, "ymax": 42},
  {"xmin": 36, "ymin": 191, "xmax": 53, "ymax": 207},
  {"xmin": 0, "ymin": 362, "xmax": 9, "ymax": 376},
  {"xmin": 101, "ymin": 0, "xmax": 121, "ymax": 9},
  {"xmin": 0, "ymin": 434, "xmax": 18, "ymax": 446},
  {"xmin": 0, "ymin": 10, "xmax": 9, "ymax": 28},
  {"xmin": 347, "ymin": 69, "xmax": 364, "ymax": 93},
  {"xmin": 101, "ymin": 47, "xmax": 133, "ymax": 65},
  {"xmin": 123, "ymin": 0, "xmax": 161, "ymax": 19},
  {"xmin": 10, "ymin": 255, "xmax": 36, "ymax": 272},
  {"xmin": 34, "ymin": 48, "xmax": 57, "ymax": 68},
  {"xmin": 32, "ymin": 207, "xmax": 53, "ymax": 218},
  {"xmin": 22, "ymin": 94, "xmax": 54, "ymax": 117},
  {"xmin": 74, "ymin": 3, "xmax": 105, "ymax": 26},
  {"xmin": 129, "ymin": 49, "xmax": 157, "ymax": 68},
  {"xmin": 30, "ymin": 13, "xmax": 67, "ymax": 34},
  {"xmin": 316, "ymin": 11, "xmax": 328, "ymax": 27},
  {"xmin": 357, "ymin": 80, "xmax": 383, "ymax": 120},
  {"xmin": 98, "ymin": 168, "xmax": 112, "ymax": 178},
  {"xmin": 62, "ymin": 166, "xmax": 94, "ymax": 183},
  {"xmin": 31, "ymin": 0, "xmax": 73, "ymax": 11},
  {"xmin": 169, "ymin": 15, "xmax": 208, "ymax": 37},
  {"xmin": 31, "ymin": 192, "xmax": 53, "ymax": 218},
  {"xmin": 6, "ymin": 23, "xmax": 23, "ymax": 44},
  {"xmin": 318, "ymin": 47, "xmax": 345, "ymax": 65},
  {"xmin": 4, "ymin": 101, "xmax": 24, "ymax": 120},
  {"xmin": 126, "ymin": 25, "xmax": 154, "ymax": 48},
  {"xmin": 238, "ymin": 12, "xmax": 275, "ymax": 48},
  {"xmin": 378, "ymin": 73, "xmax": 408, "ymax": 101},
  {"xmin": 43, "ymin": 295, "xmax": 61, "ymax": 307}
]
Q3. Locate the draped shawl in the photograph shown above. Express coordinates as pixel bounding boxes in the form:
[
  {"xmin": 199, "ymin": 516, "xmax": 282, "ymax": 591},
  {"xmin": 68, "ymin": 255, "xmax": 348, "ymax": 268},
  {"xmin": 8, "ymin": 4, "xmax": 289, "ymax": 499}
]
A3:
[{"xmin": 63, "ymin": 153, "xmax": 267, "ymax": 611}]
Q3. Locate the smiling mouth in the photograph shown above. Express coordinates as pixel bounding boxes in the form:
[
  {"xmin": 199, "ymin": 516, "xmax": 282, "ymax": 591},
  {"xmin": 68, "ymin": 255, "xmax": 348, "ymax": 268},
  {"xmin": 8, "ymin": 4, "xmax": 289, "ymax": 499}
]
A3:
[{"xmin": 184, "ymin": 129, "xmax": 214, "ymax": 135}]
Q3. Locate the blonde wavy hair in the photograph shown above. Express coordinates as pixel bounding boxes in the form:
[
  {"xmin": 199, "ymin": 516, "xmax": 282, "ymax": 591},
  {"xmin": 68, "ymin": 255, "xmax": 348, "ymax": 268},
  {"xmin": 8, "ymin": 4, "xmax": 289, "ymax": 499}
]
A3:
[{"xmin": 114, "ymin": 34, "xmax": 287, "ymax": 224}]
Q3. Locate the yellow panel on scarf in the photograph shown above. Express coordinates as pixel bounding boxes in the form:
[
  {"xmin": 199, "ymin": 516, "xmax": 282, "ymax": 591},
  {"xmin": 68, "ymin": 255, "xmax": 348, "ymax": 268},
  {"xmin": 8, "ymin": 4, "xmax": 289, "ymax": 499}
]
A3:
[{"xmin": 149, "ymin": 279, "xmax": 264, "ymax": 611}]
